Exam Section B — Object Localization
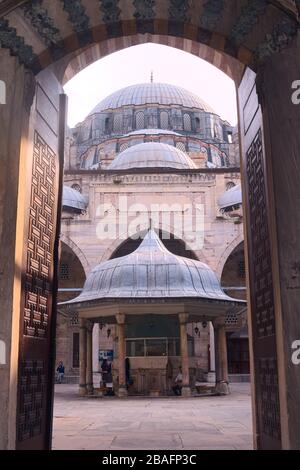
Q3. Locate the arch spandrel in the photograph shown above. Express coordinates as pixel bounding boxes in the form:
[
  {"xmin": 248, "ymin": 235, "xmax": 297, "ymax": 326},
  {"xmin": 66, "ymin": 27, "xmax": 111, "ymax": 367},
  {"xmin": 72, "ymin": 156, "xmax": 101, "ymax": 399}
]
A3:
[{"xmin": 0, "ymin": 1, "xmax": 298, "ymax": 83}]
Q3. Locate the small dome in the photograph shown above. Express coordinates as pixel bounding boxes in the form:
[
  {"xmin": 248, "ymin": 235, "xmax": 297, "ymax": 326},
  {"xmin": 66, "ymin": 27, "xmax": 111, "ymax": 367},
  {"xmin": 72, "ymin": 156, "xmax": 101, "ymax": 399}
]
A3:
[
  {"xmin": 62, "ymin": 186, "xmax": 87, "ymax": 213},
  {"xmin": 89, "ymin": 83, "xmax": 215, "ymax": 114},
  {"xmin": 108, "ymin": 142, "xmax": 197, "ymax": 170},
  {"xmin": 64, "ymin": 230, "xmax": 243, "ymax": 303},
  {"xmin": 218, "ymin": 184, "xmax": 242, "ymax": 211}
]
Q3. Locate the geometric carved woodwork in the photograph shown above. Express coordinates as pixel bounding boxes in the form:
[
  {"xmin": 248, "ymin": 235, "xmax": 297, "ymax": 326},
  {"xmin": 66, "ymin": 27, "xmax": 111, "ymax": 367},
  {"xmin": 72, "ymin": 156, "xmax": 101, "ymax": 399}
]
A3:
[
  {"xmin": 258, "ymin": 357, "xmax": 281, "ymax": 440},
  {"xmin": 18, "ymin": 360, "xmax": 46, "ymax": 442},
  {"xmin": 246, "ymin": 129, "xmax": 275, "ymax": 338},
  {"xmin": 246, "ymin": 128, "xmax": 281, "ymax": 446},
  {"xmin": 24, "ymin": 131, "xmax": 56, "ymax": 338},
  {"xmin": 17, "ymin": 130, "xmax": 57, "ymax": 446}
]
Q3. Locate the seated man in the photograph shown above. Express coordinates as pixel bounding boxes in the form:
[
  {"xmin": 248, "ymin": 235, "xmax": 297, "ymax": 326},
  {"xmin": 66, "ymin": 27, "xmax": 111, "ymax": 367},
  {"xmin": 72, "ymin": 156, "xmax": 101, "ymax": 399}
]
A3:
[{"xmin": 172, "ymin": 367, "xmax": 183, "ymax": 396}]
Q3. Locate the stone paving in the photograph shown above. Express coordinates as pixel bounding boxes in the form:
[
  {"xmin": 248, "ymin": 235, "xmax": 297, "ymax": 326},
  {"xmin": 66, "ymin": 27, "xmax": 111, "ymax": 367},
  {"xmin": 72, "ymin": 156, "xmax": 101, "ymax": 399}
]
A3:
[{"xmin": 52, "ymin": 383, "xmax": 253, "ymax": 450}]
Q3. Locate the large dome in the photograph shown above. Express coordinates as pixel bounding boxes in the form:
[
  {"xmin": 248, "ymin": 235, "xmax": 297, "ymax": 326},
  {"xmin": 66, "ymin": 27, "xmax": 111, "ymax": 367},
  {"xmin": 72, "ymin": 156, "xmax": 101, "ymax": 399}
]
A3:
[
  {"xmin": 108, "ymin": 142, "xmax": 197, "ymax": 170},
  {"xmin": 64, "ymin": 230, "xmax": 242, "ymax": 303},
  {"xmin": 89, "ymin": 83, "xmax": 215, "ymax": 114}
]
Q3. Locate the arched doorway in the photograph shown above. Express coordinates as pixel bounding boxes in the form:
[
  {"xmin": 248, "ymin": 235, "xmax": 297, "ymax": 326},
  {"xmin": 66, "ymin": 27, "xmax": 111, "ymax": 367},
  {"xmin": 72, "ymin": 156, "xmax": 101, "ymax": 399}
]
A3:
[
  {"xmin": 110, "ymin": 229, "xmax": 198, "ymax": 260},
  {"xmin": 221, "ymin": 242, "xmax": 250, "ymax": 377},
  {"xmin": 56, "ymin": 242, "xmax": 86, "ymax": 380},
  {"xmin": 1, "ymin": 1, "xmax": 300, "ymax": 450}
]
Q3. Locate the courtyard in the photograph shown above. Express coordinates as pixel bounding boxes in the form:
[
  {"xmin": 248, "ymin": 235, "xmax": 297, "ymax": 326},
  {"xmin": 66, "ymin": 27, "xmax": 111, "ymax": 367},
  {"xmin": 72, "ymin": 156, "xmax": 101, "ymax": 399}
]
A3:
[{"xmin": 52, "ymin": 383, "xmax": 253, "ymax": 451}]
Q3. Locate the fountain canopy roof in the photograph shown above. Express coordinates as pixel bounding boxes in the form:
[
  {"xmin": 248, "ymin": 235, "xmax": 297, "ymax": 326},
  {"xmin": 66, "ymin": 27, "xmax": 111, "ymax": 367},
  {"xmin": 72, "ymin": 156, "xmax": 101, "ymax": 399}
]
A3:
[{"xmin": 63, "ymin": 230, "xmax": 245, "ymax": 309}]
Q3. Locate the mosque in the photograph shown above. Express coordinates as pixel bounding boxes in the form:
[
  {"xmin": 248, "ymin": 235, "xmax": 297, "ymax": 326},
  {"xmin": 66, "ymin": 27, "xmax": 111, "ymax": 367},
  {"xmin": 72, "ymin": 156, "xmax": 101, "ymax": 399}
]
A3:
[{"xmin": 57, "ymin": 81, "xmax": 247, "ymax": 396}]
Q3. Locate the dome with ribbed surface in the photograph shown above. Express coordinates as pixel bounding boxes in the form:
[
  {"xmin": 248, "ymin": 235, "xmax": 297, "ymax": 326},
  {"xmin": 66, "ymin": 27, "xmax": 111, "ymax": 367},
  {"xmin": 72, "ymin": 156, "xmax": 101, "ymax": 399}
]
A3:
[
  {"xmin": 89, "ymin": 83, "xmax": 215, "ymax": 114},
  {"xmin": 108, "ymin": 142, "xmax": 197, "ymax": 170},
  {"xmin": 64, "ymin": 230, "xmax": 243, "ymax": 304}
]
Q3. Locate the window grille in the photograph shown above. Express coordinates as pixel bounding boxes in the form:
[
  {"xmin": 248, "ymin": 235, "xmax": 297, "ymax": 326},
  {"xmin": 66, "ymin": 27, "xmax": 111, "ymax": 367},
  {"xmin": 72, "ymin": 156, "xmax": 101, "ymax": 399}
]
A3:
[
  {"xmin": 183, "ymin": 113, "xmax": 192, "ymax": 131},
  {"xmin": 113, "ymin": 114, "xmax": 123, "ymax": 133},
  {"xmin": 160, "ymin": 111, "xmax": 169, "ymax": 129},
  {"xmin": 135, "ymin": 112, "xmax": 145, "ymax": 130},
  {"xmin": 71, "ymin": 184, "xmax": 82, "ymax": 193},
  {"xmin": 60, "ymin": 263, "xmax": 69, "ymax": 280},
  {"xmin": 176, "ymin": 141, "xmax": 186, "ymax": 152},
  {"xmin": 120, "ymin": 142, "xmax": 130, "ymax": 152}
]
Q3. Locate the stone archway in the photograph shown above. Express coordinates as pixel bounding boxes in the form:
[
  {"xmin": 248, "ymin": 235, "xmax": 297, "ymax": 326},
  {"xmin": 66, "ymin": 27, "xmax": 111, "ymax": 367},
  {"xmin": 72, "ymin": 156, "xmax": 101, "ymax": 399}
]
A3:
[
  {"xmin": 216, "ymin": 233, "xmax": 244, "ymax": 280},
  {"xmin": 59, "ymin": 234, "xmax": 90, "ymax": 277},
  {"xmin": 99, "ymin": 225, "xmax": 200, "ymax": 263},
  {"xmin": 1, "ymin": 0, "xmax": 300, "ymax": 450}
]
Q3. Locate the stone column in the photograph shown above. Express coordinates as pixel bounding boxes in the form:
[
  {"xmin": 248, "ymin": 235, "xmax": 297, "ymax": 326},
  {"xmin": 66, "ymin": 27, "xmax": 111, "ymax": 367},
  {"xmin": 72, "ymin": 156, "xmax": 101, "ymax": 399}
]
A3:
[
  {"xmin": 206, "ymin": 322, "xmax": 216, "ymax": 383},
  {"xmin": 79, "ymin": 318, "xmax": 87, "ymax": 396},
  {"xmin": 86, "ymin": 321, "xmax": 94, "ymax": 395},
  {"xmin": 92, "ymin": 323, "xmax": 100, "ymax": 372},
  {"xmin": 179, "ymin": 313, "xmax": 191, "ymax": 397},
  {"xmin": 116, "ymin": 314, "xmax": 127, "ymax": 397},
  {"xmin": 214, "ymin": 322, "xmax": 229, "ymax": 395}
]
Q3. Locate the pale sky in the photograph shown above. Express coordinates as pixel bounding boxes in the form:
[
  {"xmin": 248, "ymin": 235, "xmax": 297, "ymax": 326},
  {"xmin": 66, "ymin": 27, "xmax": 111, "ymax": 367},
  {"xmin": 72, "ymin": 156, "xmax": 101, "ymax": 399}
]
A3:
[{"xmin": 64, "ymin": 43, "xmax": 237, "ymax": 129}]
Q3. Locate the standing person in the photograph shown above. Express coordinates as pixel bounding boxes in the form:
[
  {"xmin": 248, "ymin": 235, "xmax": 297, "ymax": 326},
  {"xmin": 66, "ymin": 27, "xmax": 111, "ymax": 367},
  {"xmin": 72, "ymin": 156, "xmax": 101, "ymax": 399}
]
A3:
[
  {"xmin": 101, "ymin": 358, "xmax": 110, "ymax": 387},
  {"xmin": 56, "ymin": 361, "xmax": 65, "ymax": 384},
  {"xmin": 172, "ymin": 366, "xmax": 183, "ymax": 396},
  {"xmin": 104, "ymin": 361, "xmax": 114, "ymax": 396}
]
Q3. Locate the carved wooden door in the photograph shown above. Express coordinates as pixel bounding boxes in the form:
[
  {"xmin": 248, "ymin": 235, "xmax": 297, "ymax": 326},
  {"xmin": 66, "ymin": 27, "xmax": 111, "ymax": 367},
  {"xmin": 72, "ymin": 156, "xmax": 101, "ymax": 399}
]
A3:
[
  {"xmin": 238, "ymin": 68, "xmax": 281, "ymax": 449},
  {"xmin": 16, "ymin": 71, "xmax": 65, "ymax": 450}
]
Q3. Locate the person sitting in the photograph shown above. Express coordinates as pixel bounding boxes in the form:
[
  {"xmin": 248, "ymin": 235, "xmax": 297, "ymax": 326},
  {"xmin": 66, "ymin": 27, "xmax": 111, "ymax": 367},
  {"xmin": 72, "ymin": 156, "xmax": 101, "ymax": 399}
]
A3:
[
  {"xmin": 56, "ymin": 361, "xmax": 65, "ymax": 384},
  {"xmin": 172, "ymin": 367, "xmax": 183, "ymax": 396}
]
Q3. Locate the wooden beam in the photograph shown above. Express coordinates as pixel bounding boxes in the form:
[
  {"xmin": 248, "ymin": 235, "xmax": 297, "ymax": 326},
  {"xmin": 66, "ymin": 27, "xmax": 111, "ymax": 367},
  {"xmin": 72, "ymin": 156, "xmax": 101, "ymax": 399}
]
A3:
[{"xmin": 0, "ymin": 0, "xmax": 29, "ymax": 18}]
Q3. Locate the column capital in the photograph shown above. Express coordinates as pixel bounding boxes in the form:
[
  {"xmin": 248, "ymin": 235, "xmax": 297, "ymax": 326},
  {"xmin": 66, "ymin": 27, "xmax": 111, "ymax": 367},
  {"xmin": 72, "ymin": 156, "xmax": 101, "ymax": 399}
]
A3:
[
  {"xmin": 213, "ymin": 318, "xmax": 226, "ymax": 329},
  {"xmin": 116, "ymin": 313, "xmax": 126, "ymax": 325},
  {"xmin": 86, "ymin": 320, "xmax": 94, "ymax": 332},
  {"xmin": 79, "ymin": 318, "xmax": 87, "ymax": 329},
  {"xmin": 178, "ymin": 313, "xmax": 189, "ymax": 324}
]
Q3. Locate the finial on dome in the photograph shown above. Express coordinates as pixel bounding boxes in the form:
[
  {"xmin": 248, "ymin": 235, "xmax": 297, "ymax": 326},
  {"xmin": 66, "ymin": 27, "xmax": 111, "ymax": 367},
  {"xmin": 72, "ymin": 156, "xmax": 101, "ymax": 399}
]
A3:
[{"xmin": 150, "ymin": 70, "xmax": 154, "ymax": 83}]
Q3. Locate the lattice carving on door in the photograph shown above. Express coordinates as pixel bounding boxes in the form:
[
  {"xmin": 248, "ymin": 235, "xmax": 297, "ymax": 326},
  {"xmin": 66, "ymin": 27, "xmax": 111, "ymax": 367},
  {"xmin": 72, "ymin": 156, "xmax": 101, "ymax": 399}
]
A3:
[
  {"xmin": 18, "ymin": 360, "xmax": 46, "ymax": 442},
  {"xmin": 246, "ymin": 129, "xmax": 275, "ymax": 338},
  {"xmin": 258, "ymin": 357, "xmax": 281, "ymax": 440},
  {"xmin": 246, "ymin": 128, "xmax": 281, "ymax": 445},
  {"xmin": 24, "ymin": 132, "xmax": 56, "ymax": 338}
]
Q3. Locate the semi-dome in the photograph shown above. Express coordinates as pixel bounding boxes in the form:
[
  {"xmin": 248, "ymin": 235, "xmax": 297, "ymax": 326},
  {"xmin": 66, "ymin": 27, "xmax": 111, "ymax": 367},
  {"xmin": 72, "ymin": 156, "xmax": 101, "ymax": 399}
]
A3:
[
  {"xmin": 89, "ymin": 83, "xmax": 215, "ymax": 114},
  {"xmin": 62, "ymin": 186, "xmax": 87, "ymax": 213},
  {"xmin": 218, "ymin": 184, "xmax": 242, "ymax": 212},
  {"xmin": 108, "ymin": 142, "xmax": 197, "ymax": 170},
  {"xmin": 63, "ymin": 230, "xmax": 244, "ymax": 304}
]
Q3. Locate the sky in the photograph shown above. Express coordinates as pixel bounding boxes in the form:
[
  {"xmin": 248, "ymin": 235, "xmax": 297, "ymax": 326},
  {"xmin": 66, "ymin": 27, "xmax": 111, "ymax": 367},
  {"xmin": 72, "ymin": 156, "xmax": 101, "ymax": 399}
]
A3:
[{"xmin": 64, "ymin": 43, "xmax": 237, "ymax": 129}]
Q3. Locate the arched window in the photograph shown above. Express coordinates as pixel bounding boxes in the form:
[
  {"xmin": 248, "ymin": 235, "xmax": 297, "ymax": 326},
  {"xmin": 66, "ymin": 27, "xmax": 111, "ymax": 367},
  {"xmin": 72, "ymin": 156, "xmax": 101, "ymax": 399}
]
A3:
[
  {"xmin": 195, "ymin": 117, "xmax": 200, "ymax": 132},
  {"xmin": 113, "ymin": 114, "xmax": 123, "ymax": 133},
  {"xmin": 135, "ymin": 111, "xmax": 145, "ymax": 130},
  {"xmin": 160, "ymin": 111, "xmax": 169, "ymax": 129},
  {"xmin": 71, "ymin": 184, "xmax": 82, "ymax": 193},
  {"xmin": 105, "ymin": 117, "xmax": 111, "ymax": 133},
  {"xmin": 176, "ymin": 141, "xmax": 186, "ymax": 152},
  {"xmin": 226, "ymin": 182, "xmax": 236, "ymax": 190},
  {"xmin": 183, "ymin": 113, "xmax": 192, "ymax": 131},
  {"xmin": 120, "ymin": 142, "xmax": 130, "ymax": 152}
]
